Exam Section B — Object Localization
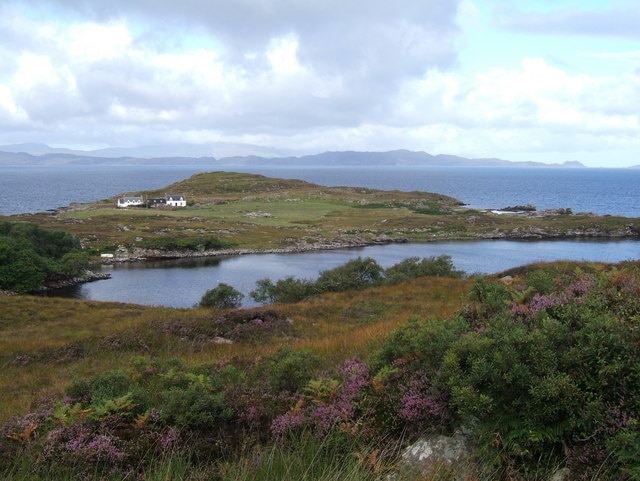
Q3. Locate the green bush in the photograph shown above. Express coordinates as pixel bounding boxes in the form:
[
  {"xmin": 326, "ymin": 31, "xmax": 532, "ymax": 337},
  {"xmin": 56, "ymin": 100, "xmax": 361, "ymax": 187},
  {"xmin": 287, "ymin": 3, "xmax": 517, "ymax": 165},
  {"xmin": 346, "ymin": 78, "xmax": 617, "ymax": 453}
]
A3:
[
  {"xmin": 523, "ymin": 268, "xmax": 556, "ymax": 295},
  {"xmin": 371, "ymin": 315, "xmax": 468, "ymax": 437},
  {"xmin": 316, "ymin": 257, "xmax": 384, "ymax": 292},
  {"xmin": 383, "ymin": 255, "xmax": 463, "ymax": 284},
  {"xmin": 449, "ymin": 267, "xmax": 640, "ymax": 478},
  {"xmin": 250, "ymin": 276, "xmax": 317, "ymax": 304},
  {"xmin": 161, "ymin": 385, "xmax": 232, "ymax": 429},
  {"xmin": 89, "ymin": 370, "xmax": 132, "ymax": 404},
  {"xmin": 199, "ymin": 283, "xmax": 244, "ymax": 308},
  {"xmin": 260, "ymin": 347, "xmax": 321, "ymax": 393},
  {"xmin": 0, "ymin": 222, "xmax": 88, "ymax": 292},
  {"xmin": 372, "ymin": 264, "xmax": 640, "ymax": 478},
  {"xmin": 250, "ymin": 256, "xmax": 465, "ymax": 304},
  {"xmin": 0, "ymin": 242, "xmax": 48, "ymax": 292}
]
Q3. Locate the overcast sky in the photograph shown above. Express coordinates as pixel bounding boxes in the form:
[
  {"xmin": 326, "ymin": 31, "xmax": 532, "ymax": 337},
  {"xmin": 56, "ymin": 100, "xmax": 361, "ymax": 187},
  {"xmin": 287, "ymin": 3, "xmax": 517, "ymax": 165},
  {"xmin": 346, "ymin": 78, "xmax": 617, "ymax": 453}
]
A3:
[{"xmin": 0, "ymin": 0, "xmax": 638, "ymax": 166}]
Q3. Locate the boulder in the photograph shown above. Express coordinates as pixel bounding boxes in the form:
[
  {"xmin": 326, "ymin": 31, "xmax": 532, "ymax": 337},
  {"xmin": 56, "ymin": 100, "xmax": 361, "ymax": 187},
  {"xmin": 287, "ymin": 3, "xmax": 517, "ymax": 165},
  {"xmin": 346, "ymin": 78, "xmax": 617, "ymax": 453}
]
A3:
[
  {"xmin": 395, "ymin": 433, "xmax": 570, "ymax": 481},
  {"xmin": 395, "ymin": 430, "xmax": 477, "ymax": 480},
  {"xmin": 548, "ymin": 467, "xmax": 571, "ymax": 481}
]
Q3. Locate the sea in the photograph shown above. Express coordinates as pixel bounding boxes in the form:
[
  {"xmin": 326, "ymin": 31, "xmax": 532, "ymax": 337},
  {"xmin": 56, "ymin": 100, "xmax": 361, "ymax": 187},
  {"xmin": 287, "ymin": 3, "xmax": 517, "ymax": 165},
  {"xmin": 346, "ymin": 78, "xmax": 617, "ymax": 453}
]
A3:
[{"xmin": 2, "ymin": 163, "xmax": 639, "ymax": 307}]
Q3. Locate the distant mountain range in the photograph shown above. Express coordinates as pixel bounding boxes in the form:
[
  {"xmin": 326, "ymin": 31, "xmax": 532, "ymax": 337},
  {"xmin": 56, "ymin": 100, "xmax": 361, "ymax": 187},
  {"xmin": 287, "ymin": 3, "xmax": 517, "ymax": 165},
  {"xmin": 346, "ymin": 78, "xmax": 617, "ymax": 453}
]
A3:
[
  {"xmin": 0, "ymin": 143, "xmax": 587, "ymax": 168},
  {"xmin": 214, "ymin": 150, "xmax": 586, "ymax": 168}
]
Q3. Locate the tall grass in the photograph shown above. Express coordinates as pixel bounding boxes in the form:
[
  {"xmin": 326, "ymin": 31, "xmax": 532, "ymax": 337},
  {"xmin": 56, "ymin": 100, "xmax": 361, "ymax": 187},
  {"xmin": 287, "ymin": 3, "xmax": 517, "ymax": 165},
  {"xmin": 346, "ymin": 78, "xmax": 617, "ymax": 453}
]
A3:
[
  {"xmin": 0, "ymin": 275, "xmax": 472, "ymax": 424},
  {"xmin": 216, "ymin": 434, "xmax": 380, "ymax": 481},
  {"xmin": 1, "ymin": 451, "xmax": 203, "ymax": 481}
]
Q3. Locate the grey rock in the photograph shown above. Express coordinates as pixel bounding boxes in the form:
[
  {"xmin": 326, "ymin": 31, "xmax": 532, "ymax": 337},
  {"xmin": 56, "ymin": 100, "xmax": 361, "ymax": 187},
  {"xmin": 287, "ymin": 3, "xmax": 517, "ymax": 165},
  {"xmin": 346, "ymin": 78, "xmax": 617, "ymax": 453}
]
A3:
[{"xmin": 395, "ymin": 430, "xmax": 477, "ymax": 480}]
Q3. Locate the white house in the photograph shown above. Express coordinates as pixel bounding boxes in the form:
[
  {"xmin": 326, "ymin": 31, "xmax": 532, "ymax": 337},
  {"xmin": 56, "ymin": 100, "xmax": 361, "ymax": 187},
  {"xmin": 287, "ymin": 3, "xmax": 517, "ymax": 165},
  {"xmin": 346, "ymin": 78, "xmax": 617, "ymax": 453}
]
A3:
[
  {"xmin": 165, "ymin": 194, "xmax": 187, "ymax": 207},
  {"xmin": 117, "ymin": 196, "xmax": 144, "ymax": 208}
]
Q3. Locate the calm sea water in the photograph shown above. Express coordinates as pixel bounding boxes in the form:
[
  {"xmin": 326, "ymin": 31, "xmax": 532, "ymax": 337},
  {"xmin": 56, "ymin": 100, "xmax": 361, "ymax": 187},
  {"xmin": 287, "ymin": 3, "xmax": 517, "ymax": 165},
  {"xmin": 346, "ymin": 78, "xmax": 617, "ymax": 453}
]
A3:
[
  {"xmin": 294, "ymin": 166, "xmax": 640, "ymax": 218},
  {"xmin": 1, "ymin": 165, "xmax": 639, "ymax": 217},
  {"xmin": 0, "ymin": 166, "xmax": 204, "ymax": 216}
]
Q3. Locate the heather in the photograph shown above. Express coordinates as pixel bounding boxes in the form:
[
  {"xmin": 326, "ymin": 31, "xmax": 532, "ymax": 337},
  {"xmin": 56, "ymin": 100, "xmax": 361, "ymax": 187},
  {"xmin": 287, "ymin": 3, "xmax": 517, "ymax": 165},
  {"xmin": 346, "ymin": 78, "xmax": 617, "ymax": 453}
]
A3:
[{"xmin": 2, "ymin": 260, "xmax": 640, "ymax": 479}]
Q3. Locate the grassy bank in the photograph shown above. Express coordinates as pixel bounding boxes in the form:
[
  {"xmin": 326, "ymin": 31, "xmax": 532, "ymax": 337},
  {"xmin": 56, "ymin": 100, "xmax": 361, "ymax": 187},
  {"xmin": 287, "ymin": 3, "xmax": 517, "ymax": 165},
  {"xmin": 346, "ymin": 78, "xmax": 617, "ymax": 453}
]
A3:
[{"xmin": 0, "ymin": 275, "xmax": 471, "ymax": 424}]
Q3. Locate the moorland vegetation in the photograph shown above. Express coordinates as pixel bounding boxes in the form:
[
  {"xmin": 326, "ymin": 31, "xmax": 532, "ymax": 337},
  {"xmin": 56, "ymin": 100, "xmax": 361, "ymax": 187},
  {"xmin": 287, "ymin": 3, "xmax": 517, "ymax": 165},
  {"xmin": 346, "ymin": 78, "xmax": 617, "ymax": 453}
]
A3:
[
  {"xmin": 1, "ymin": 172, "xmax": 640, "ymax": 480},
  {"xmin": 2, "ymin": 258, "xmax": 640, "ymax": 480}
]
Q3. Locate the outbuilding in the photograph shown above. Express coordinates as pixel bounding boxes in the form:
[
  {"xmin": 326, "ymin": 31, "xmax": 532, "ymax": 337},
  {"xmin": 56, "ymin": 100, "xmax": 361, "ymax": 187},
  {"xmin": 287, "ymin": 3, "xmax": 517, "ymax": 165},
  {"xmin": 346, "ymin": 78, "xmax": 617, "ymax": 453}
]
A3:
[
  {"xmin": 147, "ymin": 198, "xmax": 167, "ymax": 207},
  {"xmin": 116, "ymin": 196, "xmax": 144, "ymax": 208}
]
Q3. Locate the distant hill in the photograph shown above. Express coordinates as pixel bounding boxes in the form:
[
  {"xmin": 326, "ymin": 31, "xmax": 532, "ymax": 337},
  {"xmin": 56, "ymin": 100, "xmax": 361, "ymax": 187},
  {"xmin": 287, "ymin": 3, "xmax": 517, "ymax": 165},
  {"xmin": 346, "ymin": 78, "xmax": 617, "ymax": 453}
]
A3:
[
  {"xmin": 0, "ymin": 142, "xmax": 281, "ymax": 159},
  {"xmin": 0, "ymin": 145, "xmax": 588, "ymax": 168},
  {"xmin": 0, "ymin": 150, "xmax": 215, "ymax": 167},
  {"xmin": 215, "ymin": 150, "xmax": 586, "ymax": 168}
]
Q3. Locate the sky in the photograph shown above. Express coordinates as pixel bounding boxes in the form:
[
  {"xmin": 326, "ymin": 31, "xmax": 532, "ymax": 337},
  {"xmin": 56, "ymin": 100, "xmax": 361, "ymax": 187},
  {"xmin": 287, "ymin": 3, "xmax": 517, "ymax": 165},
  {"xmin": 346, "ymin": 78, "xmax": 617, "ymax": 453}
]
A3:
[{"xmin": 0, "ymin": 0, "xmax": 638, "ymax": 166}]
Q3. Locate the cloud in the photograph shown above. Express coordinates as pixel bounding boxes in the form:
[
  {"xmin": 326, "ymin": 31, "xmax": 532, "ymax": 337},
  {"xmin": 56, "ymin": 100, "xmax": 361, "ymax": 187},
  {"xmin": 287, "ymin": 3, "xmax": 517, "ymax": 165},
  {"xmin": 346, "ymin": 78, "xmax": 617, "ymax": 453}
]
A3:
[
  {"xmin": 0, "ymin": 0, "xmax": 462, "ymax": 147},
  {"xmin": 0, "ymin": 0, "xmax": 639, "ymax": 166},
  {"xmin": 494, "ymin": 1, "xmax": 640, "ymax": 39},
  {"xmin": 391, "ymin": 57, "xmax": 640, "ymax": 159},
  {"xmin": 20, "ymin": 0, "xmax": 461, "ymax": 76}
]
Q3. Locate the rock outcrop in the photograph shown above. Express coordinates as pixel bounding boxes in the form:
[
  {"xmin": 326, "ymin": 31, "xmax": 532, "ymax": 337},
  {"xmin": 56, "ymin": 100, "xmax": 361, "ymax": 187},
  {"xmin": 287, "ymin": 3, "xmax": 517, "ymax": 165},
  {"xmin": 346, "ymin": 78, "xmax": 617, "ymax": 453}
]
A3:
[{"xmin": 394, "ymin": 430, "xmax": 477, "ymax": 480}]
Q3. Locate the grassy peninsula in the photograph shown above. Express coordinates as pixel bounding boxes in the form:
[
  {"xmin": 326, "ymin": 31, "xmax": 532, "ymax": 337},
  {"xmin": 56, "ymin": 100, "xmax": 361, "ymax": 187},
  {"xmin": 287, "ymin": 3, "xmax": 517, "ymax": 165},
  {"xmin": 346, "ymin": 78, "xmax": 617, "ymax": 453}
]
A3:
[
  {"xmin": 2, "ymin": 172, "xmax": 640, "ymax": 480},
  {"xmin": 10, "ymin": 171, "xmax": 638, "ymax": 259}
]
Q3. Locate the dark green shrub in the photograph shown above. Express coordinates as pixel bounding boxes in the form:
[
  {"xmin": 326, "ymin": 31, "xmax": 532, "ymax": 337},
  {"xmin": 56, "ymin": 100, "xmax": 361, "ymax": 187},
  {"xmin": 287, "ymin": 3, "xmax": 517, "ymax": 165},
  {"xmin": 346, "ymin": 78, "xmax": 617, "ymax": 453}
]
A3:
[
  {"xmin": 0, "ymin": 221, "xmax": 80, "ymax": 257},
  {"xmin": 374, "ymin": 315, "xmax": 469, "ymax": 373},
  {"xmin": 250, "ymin": 256, "xmax": 464, "ymax": 305},
  {"xmin": 371, "ymin": 316, "xmax": 468, "ymax": 436},
  {"xmin": 251, "ymin": 257, "xmax": 383, "ymax": 304},
  {"xmin": 466, "ymin": 276, "xmax": 509, "ymax": 320},
  {"xmin": 446, "ymin": 267, "xmax": 640, "ymax": 478},
  {"xmin": 250, "ymin": 276, "xmax": 316, "ymax": 304},
  {"xmin": 0, "ymin": 242, "xmax": 48, "ymax": 292},
  {"xmin": 199, "ymin": 283, "xmax": 244, "ymax": 308},
  {"xmin": 260, "ymin": 347, "xmax": 321, "ymax": 393},
  {"xmin": 0, "ymin": 221, "xmax": 88, "ymax": 292},
  {"xmin": 316, "ymin": 257, "xmax": 383, "ymax": 292},
  {"xmin": 523, "ymin": 268, "xmax": 556, "ymax": 294},
  {"xmin": 89, "ymin": 370, "xmax": 131, "ymax": 404},
  {"xmin": 59, "ymin": 251, "xmax": 91, "ymax": 277},
  {"xmin": 65, "ymin": 378, "xmax": 92, "ymax": 404},
  {"xmin": 371, "ymin": 264, "xmax": 640, "ymax": 478},
  {"xmin": 383, "ymin": 255, "xmax": 463, "ymax": 283},
  {"xmin": 161, "ymin": 385, "xmax": 232, "ymax": 429}
]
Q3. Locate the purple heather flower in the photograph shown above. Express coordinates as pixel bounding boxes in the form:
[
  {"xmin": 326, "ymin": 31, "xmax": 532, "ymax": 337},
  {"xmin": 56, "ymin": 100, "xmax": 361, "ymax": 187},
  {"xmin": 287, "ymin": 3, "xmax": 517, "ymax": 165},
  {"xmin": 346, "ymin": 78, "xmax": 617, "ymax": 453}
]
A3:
[{"xmin": 271, "ymin": 357, "xmax": 372, "ymax": 436}]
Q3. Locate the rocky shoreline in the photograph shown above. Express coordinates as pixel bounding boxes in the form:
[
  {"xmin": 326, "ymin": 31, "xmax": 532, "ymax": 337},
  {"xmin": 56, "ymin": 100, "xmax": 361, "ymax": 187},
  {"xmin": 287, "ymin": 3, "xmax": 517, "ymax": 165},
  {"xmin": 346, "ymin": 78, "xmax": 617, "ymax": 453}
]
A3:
[
  {"xmin": 100, "ymin": 237, "xmax": 389, "ymax": 264},
  {"xmin": 472, "ymin": 222, "xmax": 640, "ymax": 240},
  {"xmin": 0, "ymin": 270, "xmax": 112, "ymax": 296},
  {"xmin": 41, "ymin": 270, "xmax": 112, "ymax": 290},
  {"xmin": 100, "ymin": 222, "xmax": 640, "ymax": 265}
]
